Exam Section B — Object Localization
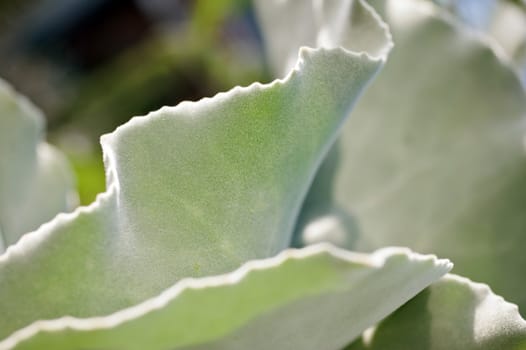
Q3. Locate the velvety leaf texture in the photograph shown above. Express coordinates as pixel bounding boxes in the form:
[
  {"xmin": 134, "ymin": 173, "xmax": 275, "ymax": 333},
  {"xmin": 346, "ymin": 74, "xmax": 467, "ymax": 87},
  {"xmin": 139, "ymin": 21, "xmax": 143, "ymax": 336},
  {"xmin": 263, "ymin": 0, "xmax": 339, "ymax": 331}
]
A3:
[
  {"xmin": 0, "ymin": 246, "xmax": 450, "ymax": 350},
  {"xmin": 294, "ymin": 0, "xmax": 526, "ymax": 311},
  {"xmin": 0, "ymin": 79, "xmax": 77, "ymax": 251},
  {"xmin": 347, "ymin": 274, "xmax": 526, "ymax": 350},
  {"xmin": 0, "ymin": 0, "xmax": 393, "ymax": 343}
]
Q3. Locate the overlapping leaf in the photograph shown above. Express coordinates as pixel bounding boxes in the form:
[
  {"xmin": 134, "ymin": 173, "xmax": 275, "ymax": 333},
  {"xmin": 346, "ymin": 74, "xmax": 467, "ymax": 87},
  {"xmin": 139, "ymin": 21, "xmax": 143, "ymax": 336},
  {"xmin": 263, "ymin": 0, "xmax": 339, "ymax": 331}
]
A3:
[
  {"xmin": 291, "ymin": 0, "xmax": 526, "ymax": 310},
  {"xmin": 347, "ymin": 274, "xmax": 526, "ymax": 349},
  {"xmin": 0, "ymin": 0, "xmax": 393, "ymax": 342},
  {"xmin": 0, "ymin": 80, "xmax": 77, "ymax": 251},
  {"xmin": 0, "ymin": 245, "xmax": 450, "ymax": 350},
  {"xmin": 255, "ymin": 0, "xmax": 392, "ymax": 78}
]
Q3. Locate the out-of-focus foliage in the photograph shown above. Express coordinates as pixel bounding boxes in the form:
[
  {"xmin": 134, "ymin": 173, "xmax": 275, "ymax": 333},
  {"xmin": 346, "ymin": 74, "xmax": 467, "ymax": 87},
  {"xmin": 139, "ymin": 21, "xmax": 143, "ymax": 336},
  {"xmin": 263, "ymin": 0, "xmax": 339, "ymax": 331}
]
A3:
[
  {"xmin": 433, "ymin": 0, "xmax": 526, "ymax": 85},
  {"xmin": 257, "ymin": 0, "xmax": 526, "ymax": 347},
  {"xmin": 292, "ymin": 0, "xmax": 526, "ymax": 312},
  {"xmin": 0, "ymin": 79, "xmax": 77, "ymax": 251},
  {"xmin": 1, "ymin": 0, "xmax": 526, "ymax": 349},
  {"xmin": 0, "ymin": 0, "xmax": 267, "ymax": 204}
]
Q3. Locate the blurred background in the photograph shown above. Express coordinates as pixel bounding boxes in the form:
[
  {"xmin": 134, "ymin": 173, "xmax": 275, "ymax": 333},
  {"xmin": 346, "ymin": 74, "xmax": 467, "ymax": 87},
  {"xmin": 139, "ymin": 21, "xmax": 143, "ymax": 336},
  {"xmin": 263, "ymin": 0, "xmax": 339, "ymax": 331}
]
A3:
[
  {"xmin": 3, "ymin": 0, "xmax": 525, "ymax": 207},
  {"xmin": 0, "ymin": 0, "xmax": 269, "ymax": 204}
]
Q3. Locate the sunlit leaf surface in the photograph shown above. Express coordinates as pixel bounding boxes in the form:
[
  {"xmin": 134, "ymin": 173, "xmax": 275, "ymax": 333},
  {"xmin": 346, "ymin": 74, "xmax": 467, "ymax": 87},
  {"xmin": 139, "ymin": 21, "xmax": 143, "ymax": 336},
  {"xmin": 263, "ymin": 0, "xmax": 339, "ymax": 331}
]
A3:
[
  {"xmin": 0, "ymin": 0, "xmax": 392, "ymax": 341},
  {"xmin": 294, "ymin": 0, "xmax": 526, "ymax": 311},
  {"xmin": 347, "ymin": 274, "xmax": 526, "ymax": 350},
  {"xmin": 1, "ymin": 246, "xmax": 450, "ymax": 350}
]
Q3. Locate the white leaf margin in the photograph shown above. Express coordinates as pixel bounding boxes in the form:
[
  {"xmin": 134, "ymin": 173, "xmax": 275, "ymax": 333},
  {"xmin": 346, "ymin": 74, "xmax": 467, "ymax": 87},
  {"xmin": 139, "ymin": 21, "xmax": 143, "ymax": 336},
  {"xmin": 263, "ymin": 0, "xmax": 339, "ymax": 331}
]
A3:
[{"xmin": 0, "ymin": 244, "xmax": 450, "ymax": 349}]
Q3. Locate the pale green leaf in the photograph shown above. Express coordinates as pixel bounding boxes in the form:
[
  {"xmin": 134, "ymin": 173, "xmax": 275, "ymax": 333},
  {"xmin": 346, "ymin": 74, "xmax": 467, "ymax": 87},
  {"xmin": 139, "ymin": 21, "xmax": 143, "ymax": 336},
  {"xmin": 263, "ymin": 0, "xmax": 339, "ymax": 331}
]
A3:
[
  {"xmin": 0, "ymin": 0, "xmax": 392, "ymax": 339},
  {"xmin": 433, "ymin": 0, "xmax": 526, "ymax": 85},
  {"xmin": 0, "ymin": 79, "xmax": 77, "ymax": 251},
  {"xmin": 255, "ymin": 0, "xmax": 392, "ymax": 78},
  {"xmin": 0, "ymin": 245, "xmax": 451, "ymax": 350},
  {"xmin": 347, "ymin": 274, "xmax": 526, "ymax": 350},
  {"xmin": 293, "ymin": 0, "xmax": 526, "ymax": 310}
]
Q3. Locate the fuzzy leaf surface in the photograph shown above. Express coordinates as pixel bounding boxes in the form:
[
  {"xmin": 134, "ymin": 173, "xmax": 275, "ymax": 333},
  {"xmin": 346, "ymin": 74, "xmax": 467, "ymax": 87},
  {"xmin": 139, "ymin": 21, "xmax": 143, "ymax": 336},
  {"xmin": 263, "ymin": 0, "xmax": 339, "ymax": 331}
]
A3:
[
  {"xmin": 0, "ymin": 0, "xmax": 391, "ymax": 340},
  {"xmin": 347, "ymin": 274, "xmax": 526, "ymax": 350},
  {"xmin": 0, "ymin": 245, "xmax": 450, "ymax": 350},
  {"xmin": 293, "ymin": 0, "xmax": 526, "ymax": 310}
]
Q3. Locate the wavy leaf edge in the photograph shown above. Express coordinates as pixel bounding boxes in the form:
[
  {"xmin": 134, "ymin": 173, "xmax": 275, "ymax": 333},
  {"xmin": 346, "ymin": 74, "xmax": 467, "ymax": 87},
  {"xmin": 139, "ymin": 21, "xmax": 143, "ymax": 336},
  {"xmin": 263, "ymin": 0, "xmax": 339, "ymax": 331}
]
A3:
[
  {"xmin": 0, "ymin": 243, "xmax": 450, "ymax": 349},
  {"xmin": 0, "ymin": 0, "xmax": 394, "ymax": 344},
  {"xmin": 351, "ymin": 272, "xmax": 526, "ymax": 349},
  {"xmin": 0, "ymin": 38, "xmax": 392, "ymax": 265}
]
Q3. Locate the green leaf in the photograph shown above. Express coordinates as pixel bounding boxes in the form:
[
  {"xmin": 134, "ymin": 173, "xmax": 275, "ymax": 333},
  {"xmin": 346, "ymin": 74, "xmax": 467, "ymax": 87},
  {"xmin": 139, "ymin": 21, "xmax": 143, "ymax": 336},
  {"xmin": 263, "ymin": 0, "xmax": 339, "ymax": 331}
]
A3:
[
  {"xmin": 0, "ymin": 245, "xmax": 451, "ymax": 350},
  {"xmin": 346, "ymin": 274, "xmax": 526, "ymax": 350},
  {"xmin": 0, "ymin": 0, "xmax": 392, "ymax": 339},
  {"xmin": 0, "ymin": 79, "xmax": 77, "ymax": 251},
  {"xmin": 293, "ymin": 0, "xmax": 526, "ymax": 310}
]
